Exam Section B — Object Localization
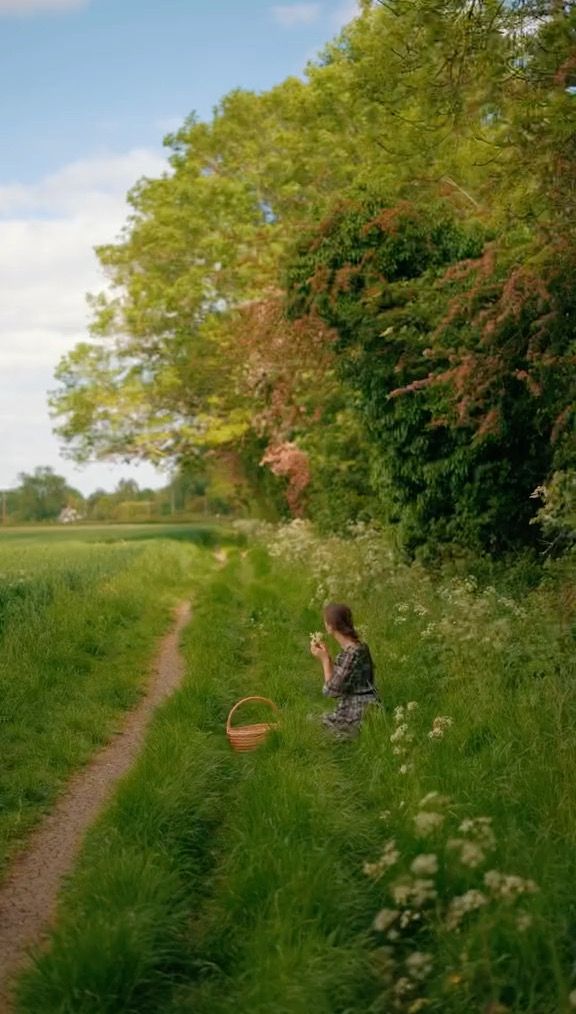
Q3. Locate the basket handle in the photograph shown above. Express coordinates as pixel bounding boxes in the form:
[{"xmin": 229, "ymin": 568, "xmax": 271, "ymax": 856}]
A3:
[{"xmin": 226, "ymin": 696, "xmax": 279, "ymax": 733}]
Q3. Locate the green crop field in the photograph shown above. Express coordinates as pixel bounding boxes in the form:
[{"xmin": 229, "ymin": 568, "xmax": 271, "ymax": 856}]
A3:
[
  {"xmin": 0, "ymin": 523, "xmax": 228, "ymax": 875},
  {"xmin": 0, "ymin": 522, "xmax": 224, "ymax": 546},
  {"xmin": 7, "ymin": 522, "xmax": 576, "ymax": 1013}
]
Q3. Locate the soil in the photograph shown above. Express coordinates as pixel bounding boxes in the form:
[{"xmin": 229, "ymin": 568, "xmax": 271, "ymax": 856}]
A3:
[{"xmin": 0, "ymin": 600, "xmax": 192, "ymax": 1012}]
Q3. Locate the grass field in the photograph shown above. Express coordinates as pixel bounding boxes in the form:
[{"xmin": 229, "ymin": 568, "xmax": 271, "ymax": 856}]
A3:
[
  {"xmin": 0, "ymin": 523, "xmax": 230, "ymax": 875},
  {"xmin": 0, "ymin": 522, "xmax": 224, "ymax": 545},
  {"xmin": 13, "ymin": 523, "xmax": 576, "ymax": 1013}
]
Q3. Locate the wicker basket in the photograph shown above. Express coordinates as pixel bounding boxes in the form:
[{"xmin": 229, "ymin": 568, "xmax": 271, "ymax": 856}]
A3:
[{"xmin": 226, "ymin": 696, "xmax": 279, "ymax": 753}]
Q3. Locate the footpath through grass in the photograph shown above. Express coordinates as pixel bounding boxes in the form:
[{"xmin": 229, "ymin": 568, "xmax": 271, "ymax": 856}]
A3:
[
  {"xmin": 0, "ymin": 525, "xmax": 223, "ymax": 875},
  {"xmin": 15, "ymin": 526, "xmax": 576, "ymax": 1013}
]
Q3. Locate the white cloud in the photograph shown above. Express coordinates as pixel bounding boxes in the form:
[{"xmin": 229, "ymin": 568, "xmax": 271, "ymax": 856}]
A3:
[
  {"xmin": 0, "ymin": 0, "xmax": 88, "ymax": 14},
  {"xmin": 0, "ymin": 148, "xmax": 168, "ymax": 493},
  {"xmin": 271, "ymin": 3, "xmax": 321, "ymax": 28},
  {"xmin": 0, "ymin": 148, "xmax": 164, "ymax": 217}
]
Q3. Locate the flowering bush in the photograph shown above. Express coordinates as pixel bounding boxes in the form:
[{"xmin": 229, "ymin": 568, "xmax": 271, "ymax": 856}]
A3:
[{"xmin": 365, "ymin": 785, "xmax": 540, "ymax": 1012}]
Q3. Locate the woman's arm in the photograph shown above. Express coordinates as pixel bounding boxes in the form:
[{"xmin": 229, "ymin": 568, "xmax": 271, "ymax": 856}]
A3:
[
  {"xmin": 323, "ymin": 649, "xmax": 356, "ymax": 697},
  {"xmin": 310, "ymin": 641, "xmax": 333, "ymax": 685}
]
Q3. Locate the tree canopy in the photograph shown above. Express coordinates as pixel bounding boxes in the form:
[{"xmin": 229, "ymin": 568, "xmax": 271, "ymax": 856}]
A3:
[{"xmin": 51, "ymin": 0, "xmax": 576, "ymax": 554}]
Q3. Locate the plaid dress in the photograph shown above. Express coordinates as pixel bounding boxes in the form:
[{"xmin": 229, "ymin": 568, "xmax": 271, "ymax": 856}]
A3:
[{"xmin": 322, "ymin": 642, "xmax": 378, "ymax": 739}]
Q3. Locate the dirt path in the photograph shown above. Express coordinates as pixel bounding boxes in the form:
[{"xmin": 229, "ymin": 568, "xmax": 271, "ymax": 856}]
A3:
[{"xmin": 0, "ymin": 599, "xmax": 192, "ymax": 1011}]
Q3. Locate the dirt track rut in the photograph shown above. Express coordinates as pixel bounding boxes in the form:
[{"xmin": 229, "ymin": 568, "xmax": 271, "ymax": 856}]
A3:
[{"xmin": 0, "ymin": 599, "xmax": 192, "ymax": 1011}]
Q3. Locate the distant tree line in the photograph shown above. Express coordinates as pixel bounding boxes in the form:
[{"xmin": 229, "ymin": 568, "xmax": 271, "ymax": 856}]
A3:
[{"xmin": 1, "ymin": 461, "xmax": 240, "ymax": 525}]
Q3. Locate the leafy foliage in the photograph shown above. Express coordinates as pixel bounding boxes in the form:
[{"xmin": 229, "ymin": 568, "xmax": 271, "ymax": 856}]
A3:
[
  {"xmin": 286, "ymin": 193, "xmax": 575, "ymax": 553},
  {"xmin": 7, "ymin": 468, "xmax": 83, "ymax": 523},
  {"xmin": 49, "ymin": 0, "xmax": 576, "ymax": 553}
]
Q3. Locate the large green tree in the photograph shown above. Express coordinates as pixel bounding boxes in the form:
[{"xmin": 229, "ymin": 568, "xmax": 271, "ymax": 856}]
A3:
[
  {"xmin": 50, "ymin": 0, "xmax": 575, "ymax": 547},
  {"xmin": 52, "ymin": 0, "xmax": 513, "ymax": 463},
  {"xmin": 12, "ymin": 468, "xmax": 84, "ymax": 522}
]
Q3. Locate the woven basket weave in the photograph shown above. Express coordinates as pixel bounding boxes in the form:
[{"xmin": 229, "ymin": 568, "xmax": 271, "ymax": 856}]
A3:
[{"xmin": 226, "ymin": 696, "xmax": 279, "ymax": 753}]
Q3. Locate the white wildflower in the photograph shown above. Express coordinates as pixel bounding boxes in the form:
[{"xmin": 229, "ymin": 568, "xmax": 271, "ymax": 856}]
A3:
[
  {"xmin": 447, "ymin": 890, "xmax": 488, "ymax": 930},
  {"xmin": 483, "ymin": 869, "xmax": 501, "ymax": 891},
  {"xmin": 412, "ymin": 879, "xmax": 438, "ymax": 907},
  {"xmin": 363, "ymin": 860, "xmax": 381, "ymax": 878},
  {"xmin": 406, "ymin": 952, "xmax": 433, "ymax": 981},
  {"xmin": 382, "ymin": 840, "xmax": 401, "ymax": 867},
  {"xmin": 516, "ymin": 911, "xmax": 533, "ymax": 932},
  {"xmin": 484, "ymin": 870, "xmax": 538, "ymax": 900},
  {"xmin": 428, "ymin": 716, "xmax": 453, "ymax": 740},
  {"xmin": 363, "ymin": 840, "xmax": 401, "ymax": 879},
  {"xmin": 458, "ymin": 817, "xmax": 496, "ymax": 850},
  {"xmin": 391, "ymin": 881, "xmax": 412, "ymax": 906},
  {"xmin": 407, "ymin": 701, "xmax": 419, "ymax": 712},
  {"xmin": 373, "ymin": 908, "xmax": 400, "ymax": 933},
  {"xmin": 394, "ymin": 977, "xmax": 413, "ymax": 997},
  {"xmin": 391, "ymin": 724, "xmax": 409, "ymax": 744},
  {"xmin": 569, "ymin": 989, "xmax": 576, "ymax": 1008},
  {"xmin": 460, "ymin": 841, "xmax": 486, "ymax": 868},
  {"xmin": 379, "ymin": 810, "xmax": 392, "ymax": 823},
  {"xmin": 394, "ymin": 706, "xmax": 405, "ymax": 724},
  {"xmin": 392, "ymin": 876, "xmax": 437, "ymax": 908},
  {"xmin": 410, "ymin": 854, "xmax": 439, "ymax": 876},
  {"xmin": 399, "ymin": 764, "xmax": 412, "ymax": 775},
  {"xmin": 414, "ymin": 811, "xmax": 444, "ymax": 836},
  {"xmin": 447, "ymin": 838, "xmax": 486, "ymax": 869}
]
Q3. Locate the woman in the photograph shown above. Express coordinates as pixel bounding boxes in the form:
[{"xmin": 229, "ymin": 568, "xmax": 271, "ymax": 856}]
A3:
[{"xmin": 310, "ymin": 602, "xmax": 378, "ymax": 739}]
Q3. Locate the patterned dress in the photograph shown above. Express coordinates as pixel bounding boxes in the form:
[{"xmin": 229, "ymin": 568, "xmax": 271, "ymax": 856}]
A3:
[{"xmin": 322, "ymin": 642, "xmax": 379, "ymax": 739}]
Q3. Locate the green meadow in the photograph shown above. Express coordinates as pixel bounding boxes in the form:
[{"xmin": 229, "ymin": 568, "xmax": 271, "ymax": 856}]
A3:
[
  {"xmin": 8, "ymin": 522, "xmax": 576, "ymax": 1013},
  {"xmin": 0, "ymin": 524, "xmax": 223, "ymax": 873}
]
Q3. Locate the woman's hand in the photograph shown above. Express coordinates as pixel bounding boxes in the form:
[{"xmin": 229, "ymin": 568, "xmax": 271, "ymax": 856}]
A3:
[{"xmin": 310, "ymin": 638, "xmax": 329, "ymax": 658}]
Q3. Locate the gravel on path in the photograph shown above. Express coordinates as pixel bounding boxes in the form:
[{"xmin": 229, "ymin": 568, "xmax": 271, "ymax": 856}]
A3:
[{"xmin": 0, "ymin": 599, "xmax": 192, "ymax": 1012}]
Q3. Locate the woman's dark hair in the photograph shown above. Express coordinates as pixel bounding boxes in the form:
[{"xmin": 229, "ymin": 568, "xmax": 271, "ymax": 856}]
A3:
[{"xmin": 324, "ymin": 602, "xmax": 360, "ymax": 641}]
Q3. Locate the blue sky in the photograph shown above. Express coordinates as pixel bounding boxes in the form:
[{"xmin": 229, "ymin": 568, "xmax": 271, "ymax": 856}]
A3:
[{"xmin": 0, "ymin": 0, "xmax": 357, "ymax": 495}]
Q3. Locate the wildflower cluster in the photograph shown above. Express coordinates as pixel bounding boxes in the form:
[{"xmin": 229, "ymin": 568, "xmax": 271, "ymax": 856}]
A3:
[
  {"xmin": 390, "ymin": 703, "xmax": 453, "ymax": 777},
  {"xmin": 309, "ymin": 630, "xmax": 324, "ymax": 648},
  {"xmin": 447, "ymin": 817, "xmax": 496, "ymax": 869},
  {"xmin": 364, "ymin": 839, "xmax": 401, "ymax": 880},
  {"xmin": 390, "ymin": 702, "xmax": 419, "ymax": 774},
  {"xmin": 420, "ymin": 576, "xmax": 526, "ymax": 652},
  {"xmin": 394, "ymin": 600, "xmax": 429, "ymax": 625},
  {"xmin": 365, "ymin": 792, "xmax": 539, "ymax": 1011},
  {"xmin": 428, "ymin": 716, "xmax": 453, "ymax": 740},
  {"xmin": 234, "ymin": 517, "xmax": 397, "ymax": 604}
]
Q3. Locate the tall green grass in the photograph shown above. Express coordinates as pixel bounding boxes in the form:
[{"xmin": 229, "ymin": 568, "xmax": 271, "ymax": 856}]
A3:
[
  {"xmin": 0, "ymin": 533, "xmax": 212, "ymax": 873},
  {"xmin": 0, "ymin": 522, "xmax": 225, "ymax": 547},
  {"xmin": 16, "ymin": 530, "xmax": 576, "ymax": 1012}
]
